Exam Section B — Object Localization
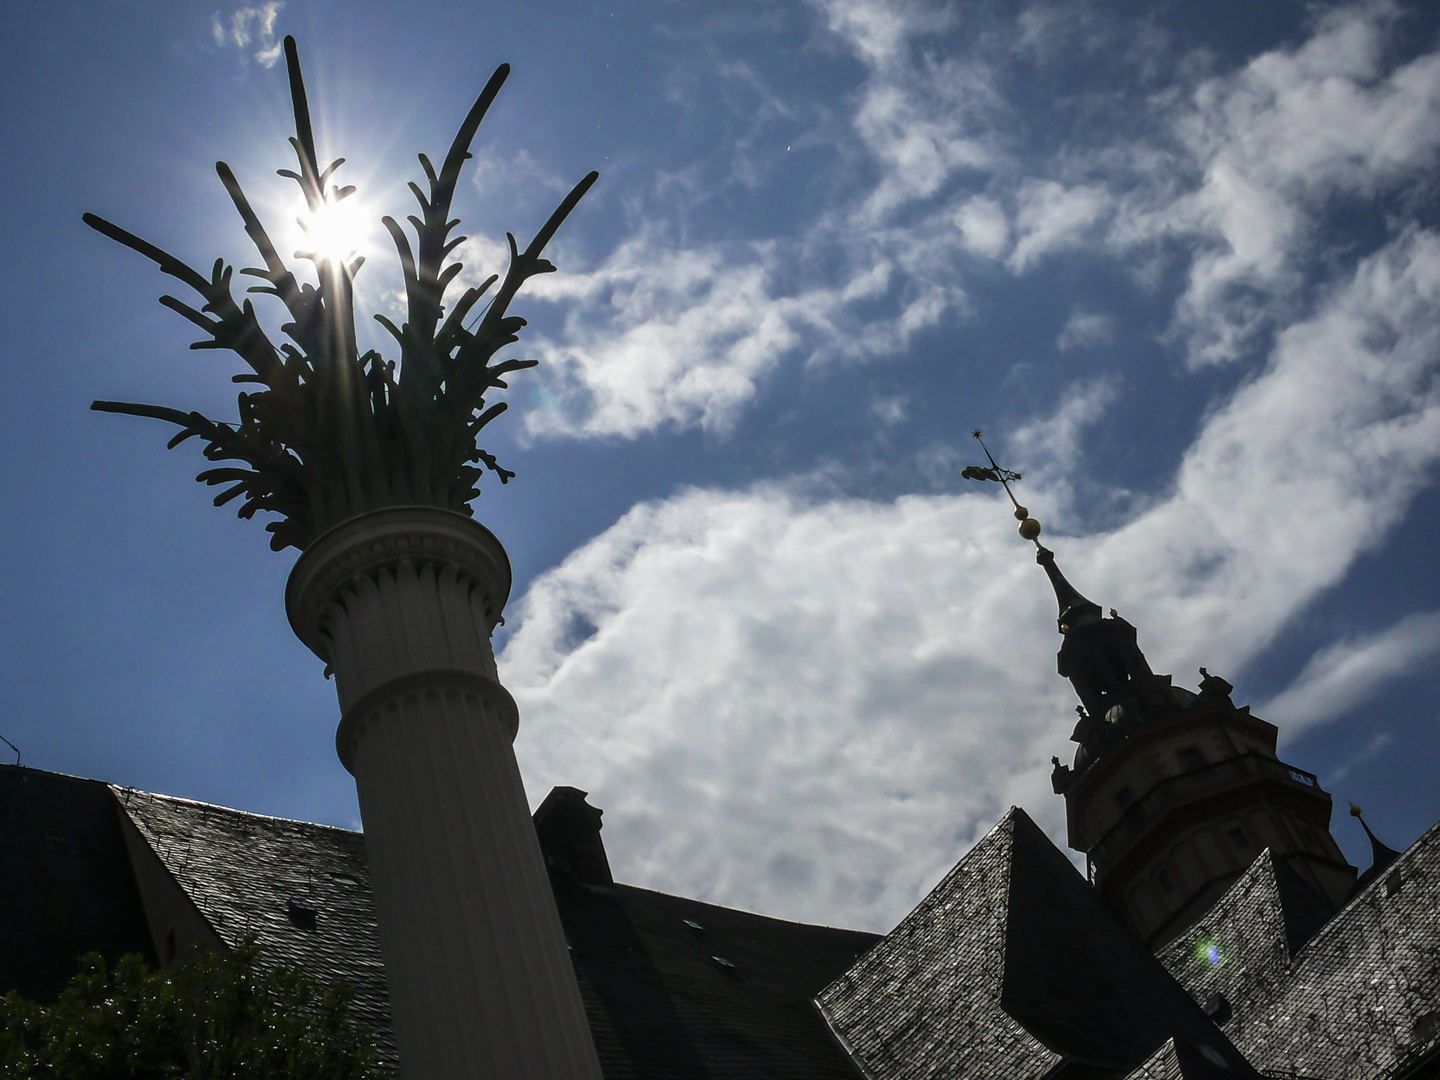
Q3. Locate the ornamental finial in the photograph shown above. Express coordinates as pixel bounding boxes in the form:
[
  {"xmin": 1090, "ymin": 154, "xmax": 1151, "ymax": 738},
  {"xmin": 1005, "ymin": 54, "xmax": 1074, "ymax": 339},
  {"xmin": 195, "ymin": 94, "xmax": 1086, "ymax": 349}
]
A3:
[
  {"xmin": 963, "ymin": 430, "xmax": 1041, "ymax": 542},
  {"xmin": 86, "ymin": 36, "xmax": 598, "ymax": 552},
  {"xmin": 964, "ymin": 429, "xmax": 1100, "ymax": 632}
]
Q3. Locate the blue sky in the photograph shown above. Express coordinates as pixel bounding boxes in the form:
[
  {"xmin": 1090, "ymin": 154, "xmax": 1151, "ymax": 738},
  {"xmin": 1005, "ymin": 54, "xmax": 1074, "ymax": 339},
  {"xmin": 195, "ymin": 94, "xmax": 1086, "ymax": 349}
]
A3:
[{"xmin": 3, "ymin": 0, "xmax": 1439, "ymax": 931}]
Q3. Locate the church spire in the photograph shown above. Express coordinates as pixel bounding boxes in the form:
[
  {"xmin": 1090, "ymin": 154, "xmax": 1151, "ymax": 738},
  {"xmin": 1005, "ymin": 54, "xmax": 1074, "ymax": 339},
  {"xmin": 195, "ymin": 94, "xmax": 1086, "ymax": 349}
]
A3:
[
  {"xmin": 1035, "ymin": 545, "xmax": 1102, "ymax": 634},
  {"xmin": 962, "ymin": 431, "xmax": 1174, "ymax": 765},
  {"xmin": 963, "ymin": 432, "xmax": 1362, "ymax": 943}
]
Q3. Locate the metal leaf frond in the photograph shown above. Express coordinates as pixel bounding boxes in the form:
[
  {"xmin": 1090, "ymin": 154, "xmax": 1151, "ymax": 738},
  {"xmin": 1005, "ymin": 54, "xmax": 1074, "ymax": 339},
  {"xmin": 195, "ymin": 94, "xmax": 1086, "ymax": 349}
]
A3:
[{"xmin": 87, "ymin": 35, "xmax": 597, "ymax": 552}]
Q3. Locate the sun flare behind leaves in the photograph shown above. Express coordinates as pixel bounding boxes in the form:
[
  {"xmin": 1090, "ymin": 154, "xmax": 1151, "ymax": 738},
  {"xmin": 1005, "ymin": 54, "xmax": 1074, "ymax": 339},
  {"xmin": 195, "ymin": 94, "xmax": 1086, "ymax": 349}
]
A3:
[
  {"xmin": 84, "ymin": 35, "xmax": 597, "ymax": 552},
  {"xmin": 297, "ymin": 192, "xmax": 370, "ymax": 267}
]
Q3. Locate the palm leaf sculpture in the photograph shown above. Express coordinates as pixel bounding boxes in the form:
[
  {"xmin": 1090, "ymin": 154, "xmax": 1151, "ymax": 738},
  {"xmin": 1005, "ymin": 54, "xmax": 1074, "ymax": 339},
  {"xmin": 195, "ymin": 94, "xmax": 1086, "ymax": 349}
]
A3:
[{"xmin": 86, "ymin": 36, "xmax": 597, "ymax": 551}]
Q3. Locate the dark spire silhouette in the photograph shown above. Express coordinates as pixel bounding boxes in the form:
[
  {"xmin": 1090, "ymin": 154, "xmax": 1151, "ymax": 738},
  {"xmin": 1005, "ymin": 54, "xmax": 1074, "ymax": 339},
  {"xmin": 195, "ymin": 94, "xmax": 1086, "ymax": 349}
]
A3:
[
  {"xmin": 1035, "ymin": 545, "xmax": 1102, "ymax": 634},
  {"xmin": 962, "ymin": 429, "xmax": 1204, "ymax": 791},
  {"xmin": 1349, "ymin": 803, "xmax": 1402, "ymax": 892}
]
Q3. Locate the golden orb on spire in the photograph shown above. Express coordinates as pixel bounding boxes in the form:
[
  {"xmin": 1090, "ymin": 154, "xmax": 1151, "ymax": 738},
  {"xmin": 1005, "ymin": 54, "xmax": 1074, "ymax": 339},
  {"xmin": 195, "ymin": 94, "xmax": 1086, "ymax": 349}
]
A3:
[{"xmin": 965, "ymin": 430, "xmax": 1044, "ymax": 543}]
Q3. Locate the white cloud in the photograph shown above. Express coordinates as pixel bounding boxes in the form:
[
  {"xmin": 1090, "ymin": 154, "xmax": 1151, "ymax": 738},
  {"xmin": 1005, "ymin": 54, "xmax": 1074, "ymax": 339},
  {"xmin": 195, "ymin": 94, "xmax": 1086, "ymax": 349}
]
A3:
[
  {"xmin": 1115, "ymin": 3, "xmax": 1440, "ymax": 363},
  {"xmin": 820, "ymin": 0, "xmax": 1440, "ymax": 358},
  {"xmin": 501, "ymin": 4, "xmax": 1013, "ymax": 439},
  {"xmin": 953, "ymin": 195, "xmax": 1010, "ymax": 258},
  {"xmin": 852, "ymin": 69, "xmax": 997, "ymax": 218},
  {"xmin": 1326, "ymin": 731, "xmax": 1394, "ymax": 786},
  {"xmin": 522, "ymin": 239, "xmax": 814, "ymax": 437},
  {"xmin": 467, "ymin": 148, "xmax": 573, "ymax": 202},
  {"xmin": 753, "ymin": 0, "xmax": 1002, "ymax": 249},
  {"xmin": 1014, "ymin": 2, "xmax": 1119, "ymax": 61},
  {"xmin": 872, "ymin": 394, "xmax": 909, "ymax": 425},
  {"xmin": 1008, "ymin": 180, "xmax": 1110, "ymax": 272},
  {"xmin": 506, "ymin": 485, "xmax": 1067, "ymax": 931},
  {"xmin": 523, "ymin": 229, "xmax": 961, "ymax": 437},
  {"xmin": 810, "ymin": 0, "xmax": 945, "ymax": 68},
  {"xmin": 504, "ymin": 226, "xmax": 1440, "ymax": 931},
  {"xmin": 813, "ymin": 0, "xmax": 1001, "ymax": 222},
  {"xmin": 1262, "ymin": 613, "xmax": 1440, "ymax": 734},
  {"xmin": 504, "ymin": 2, "xmax": 1440, "ymax": 442},
  {"xmin": 211, "ymin": 3, "xmax": 285, "ymax": 67},
  {"xmin": 492, "ymin": 2, "xmax": 1440, "ymax": 924},
  {"xmin": 1056, "ymin": 309, "xmax": 1116, "ymax": 351},
  {"xmin": 1008, "ymin": 377, "xmax": 1118, "ymax": 477},
  {"xmin": 1085, "ymin": 229, "xmax": 1440, "ymax": 671}
]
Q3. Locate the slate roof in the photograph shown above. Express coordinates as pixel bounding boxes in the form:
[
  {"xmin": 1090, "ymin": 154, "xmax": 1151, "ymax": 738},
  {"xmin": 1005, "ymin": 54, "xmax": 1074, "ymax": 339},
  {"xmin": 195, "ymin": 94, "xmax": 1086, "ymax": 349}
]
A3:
[
  {"xmin": 1156, "ymin": 850, "xmax": 1333, "ymax": 1058},
  {"xmin": 816, "ymin": 810, "xmax": 1060, "ymax": 1079},
  {"xmin": 1159, "ymin": 823, "xmax": 1440, "ymax": 1080},
  {"xmin": 13, "ymin": 761, "xmax": 1440, "ymax": 1080},
  {"xmin": 113, "ymin": 785, "xmax": 399, "ymax": 1069},
  {"xmin": 816, "ymin": 808, "xmax": 1258, "ymax": 1079},
  {"xmin": 1122, "ymin": 1037, "xmax": 1247, "ymax": 1080},
  {"xmin": 556, "ymin": 878, "xmax": 877, "ymax": 1079},
  {"xmin": 111, "ymin": 780, "xmax": 881, "ymax": 1080},
  {"xmin": 0, "ymin": 767, "xmax": 156, "ymax": 1000}
]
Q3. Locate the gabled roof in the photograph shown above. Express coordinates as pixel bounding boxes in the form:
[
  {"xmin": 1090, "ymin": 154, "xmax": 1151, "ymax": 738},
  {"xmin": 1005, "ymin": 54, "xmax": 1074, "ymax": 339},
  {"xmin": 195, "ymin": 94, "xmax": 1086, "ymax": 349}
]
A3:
[
  {"xmin": 113, "ymin": 785, "xmax": 398, "ymax": 1068},
  {"xmin": 816, "ymin": 807, "xmax": 1257, "ymax": 1078},
  {"xmin": 816, "ymin": 810, "xmax": 1061, "ymax": 1080},
  {"xmin": 20, "ymin": 758, "xmax": 1440, "ymax": 1080},
  {"xmin": 1161, "ymin": 821, "xmax": 1440, "ymax": 1079},
  {"xmin": 1157, "ymin": 848, "xmax": 1331, "ymax": 1047},
  {"xmin": 100, "ymin": 777, "xmax": 879, "ymax": 1080},
  {"xmin": 526, "ymin": 783, "xmax": 881, "ymax": 1077},
  {"xmin": 556, "ymin": 878, "xmax": 877, "ymax": 1080}
]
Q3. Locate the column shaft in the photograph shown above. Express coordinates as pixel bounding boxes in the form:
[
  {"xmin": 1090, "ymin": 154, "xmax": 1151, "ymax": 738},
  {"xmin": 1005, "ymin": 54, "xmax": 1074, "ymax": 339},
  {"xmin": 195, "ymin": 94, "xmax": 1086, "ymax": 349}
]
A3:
[
  {"xmin": 287, "ymin": 508, "xmax": 602, "ymax": 1080},
  {"xmin": 345, "ymin": 675, "xmax": 599, "ymax": 1079}
]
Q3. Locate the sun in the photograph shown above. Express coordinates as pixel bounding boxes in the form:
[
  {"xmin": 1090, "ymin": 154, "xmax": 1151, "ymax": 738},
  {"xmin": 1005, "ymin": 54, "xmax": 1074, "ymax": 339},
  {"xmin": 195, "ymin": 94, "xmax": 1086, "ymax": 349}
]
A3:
[{"xmin": 297, "ymin": 193, "xmax": 370, "ymax": 267}]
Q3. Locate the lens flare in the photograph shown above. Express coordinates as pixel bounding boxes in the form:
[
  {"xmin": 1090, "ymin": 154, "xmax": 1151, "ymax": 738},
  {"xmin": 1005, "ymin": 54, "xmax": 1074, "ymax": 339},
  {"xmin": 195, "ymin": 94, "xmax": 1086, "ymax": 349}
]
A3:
[
  {"xmin": 298, "ymin": 196, "xmax": 368, "ymax": 266},
  {"xmin": 1194, "ymin": 935, "xmax": 1224, "ymax": 967}
]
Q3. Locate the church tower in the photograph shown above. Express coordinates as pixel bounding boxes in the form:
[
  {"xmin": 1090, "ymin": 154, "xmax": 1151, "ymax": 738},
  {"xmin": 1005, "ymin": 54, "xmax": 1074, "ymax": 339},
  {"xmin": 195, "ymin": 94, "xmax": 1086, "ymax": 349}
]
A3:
[{"xmin": 1041, "ymin": 547, "xmax": 1358, "ymax": 948}]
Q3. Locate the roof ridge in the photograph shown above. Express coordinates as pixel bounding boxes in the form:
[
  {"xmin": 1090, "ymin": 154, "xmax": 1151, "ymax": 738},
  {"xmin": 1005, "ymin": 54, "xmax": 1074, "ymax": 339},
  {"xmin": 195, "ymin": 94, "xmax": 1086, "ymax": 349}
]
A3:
[{"xmin": 109, "ymin": 784, "xmax": 361, "ymax": 835}]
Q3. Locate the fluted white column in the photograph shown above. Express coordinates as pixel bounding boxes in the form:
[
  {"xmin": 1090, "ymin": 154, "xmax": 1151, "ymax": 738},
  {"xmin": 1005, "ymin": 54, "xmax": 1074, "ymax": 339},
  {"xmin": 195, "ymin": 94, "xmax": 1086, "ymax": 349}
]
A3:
[{"xmin": 286, "ymin": 507, "xmax": 602, "ymax": 1080}]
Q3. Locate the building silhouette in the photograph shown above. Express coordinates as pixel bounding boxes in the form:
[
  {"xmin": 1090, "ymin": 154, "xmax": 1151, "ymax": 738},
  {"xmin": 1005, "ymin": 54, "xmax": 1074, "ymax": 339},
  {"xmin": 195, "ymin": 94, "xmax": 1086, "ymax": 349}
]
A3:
[
  {"xmin": 3, "ymin": 546, "xmax": 1437, "ymax": 1079},
  {"xmin": 1041, "ymin": 544, "xmax": 1357, "ymax": 947}
]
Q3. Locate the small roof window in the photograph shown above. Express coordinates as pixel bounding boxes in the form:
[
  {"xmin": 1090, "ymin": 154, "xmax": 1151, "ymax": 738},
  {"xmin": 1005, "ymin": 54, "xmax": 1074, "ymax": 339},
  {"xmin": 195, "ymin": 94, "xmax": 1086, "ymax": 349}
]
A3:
[{"xmin": 288, "ymin": 898, "xmax": 318, "ymax": 931}]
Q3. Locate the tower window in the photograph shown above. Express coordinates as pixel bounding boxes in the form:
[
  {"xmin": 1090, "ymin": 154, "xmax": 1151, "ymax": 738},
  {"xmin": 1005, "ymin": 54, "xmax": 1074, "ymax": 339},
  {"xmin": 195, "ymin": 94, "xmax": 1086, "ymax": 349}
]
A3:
[
  {"xmin": 1179, "ymin": 747, "xmax": 1205, "ymax": 771},
  {"xmin": 1227, "ymin": 828, "xmax": 1250, "ymax": 851},
  {"xmin": 1156, "ymin": 867, "xmax": 1176, "ymax": 893},
  {"xmin": 1116, "ymin": 785, "xmax": 1134, "ymax": 809}
]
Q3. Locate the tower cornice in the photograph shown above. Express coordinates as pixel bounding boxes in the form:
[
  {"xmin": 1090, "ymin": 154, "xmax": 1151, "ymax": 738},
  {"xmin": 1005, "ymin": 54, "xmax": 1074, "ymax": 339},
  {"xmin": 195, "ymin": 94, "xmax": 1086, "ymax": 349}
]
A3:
[{"xmin": 1063, "ymin": 702, "xmax": 1277, "ymax": 805}]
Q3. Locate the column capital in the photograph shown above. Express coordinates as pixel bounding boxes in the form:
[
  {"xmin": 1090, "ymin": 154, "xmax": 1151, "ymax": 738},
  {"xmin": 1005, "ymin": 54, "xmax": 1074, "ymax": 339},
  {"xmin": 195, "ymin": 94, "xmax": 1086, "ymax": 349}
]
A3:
[
  {"xmin": 287, "ymin": 507, "xmax": 512, "ymax": 650},
  {"xmin": 286, "ymin": 507, "xmax": 514, "ymax": 712}
]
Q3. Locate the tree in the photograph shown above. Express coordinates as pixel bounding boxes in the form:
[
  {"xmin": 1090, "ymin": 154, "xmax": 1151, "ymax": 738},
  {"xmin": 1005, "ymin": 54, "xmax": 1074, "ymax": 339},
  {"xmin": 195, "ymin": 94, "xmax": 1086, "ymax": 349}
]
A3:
[{"xmin": 0, "ymin": 941, "xmax": 394, "ymax": 1079}]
